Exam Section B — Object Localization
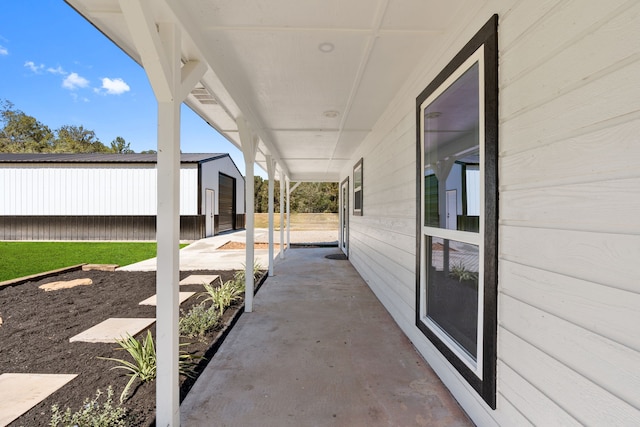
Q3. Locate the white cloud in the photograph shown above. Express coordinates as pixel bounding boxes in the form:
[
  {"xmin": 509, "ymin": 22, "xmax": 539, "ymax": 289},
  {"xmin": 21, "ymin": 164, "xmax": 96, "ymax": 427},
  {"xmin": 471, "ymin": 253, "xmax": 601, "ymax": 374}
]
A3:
[
  {"xmin": 25, "ymin": 61, "xmax": 44, "ymax": 73},
  {"xmin": 62, "ymin": 72, "xmax": 90, "ymax": 90},
  {"xmin": 99, "ymin": 77, "xmax": 130, "ymax": 95},
  {"xmin": 47, "ymin": 66, "xmax": 65, "ymax": 75},
  {"xmin": 0, "ymin": 46, "xmax": 7, "ymax": 56}
]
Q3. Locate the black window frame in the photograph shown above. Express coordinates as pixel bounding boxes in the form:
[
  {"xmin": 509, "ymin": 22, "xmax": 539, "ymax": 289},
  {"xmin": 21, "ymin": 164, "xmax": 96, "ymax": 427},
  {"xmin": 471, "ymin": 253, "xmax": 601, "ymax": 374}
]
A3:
[
  {"xmin": 353, "ymin": 158, "xmax": 363, "ymax": 216},
  {"xmin": 415, "ymin": 15, "xmax": 498, "ymax": 408}
]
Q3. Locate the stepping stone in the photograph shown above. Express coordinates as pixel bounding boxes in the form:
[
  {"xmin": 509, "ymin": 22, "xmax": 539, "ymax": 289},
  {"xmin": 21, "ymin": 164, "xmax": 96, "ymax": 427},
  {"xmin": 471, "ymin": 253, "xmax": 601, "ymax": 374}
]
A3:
[
  {"xmin": 139, "ymin": 292, "xmax": 196, "ymax": 306},
  {"xmin": 39, "ymin": 278, "xmax": 92, "ymax": 291},
  {"xmin": 69, "ymin": 318, "xmax": 155, "ymax": 343},
  {"xmin": 179, "ymin": 274, "xmax": 219, "ymax": 286},
  {"xmin": 83, "ymin": 264, "xmax": 119, "ymax": 271},
  {"xmin": 0, "ymin": 373, "xmax": 77, "ymax": 426}
]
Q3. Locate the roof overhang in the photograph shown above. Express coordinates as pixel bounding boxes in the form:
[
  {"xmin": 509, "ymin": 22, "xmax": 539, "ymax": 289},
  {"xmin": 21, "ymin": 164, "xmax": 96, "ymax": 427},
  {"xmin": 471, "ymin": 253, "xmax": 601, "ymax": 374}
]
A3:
[{"xmin": 65, "ymin": 0, "xmax": 477, "ymax": 182}]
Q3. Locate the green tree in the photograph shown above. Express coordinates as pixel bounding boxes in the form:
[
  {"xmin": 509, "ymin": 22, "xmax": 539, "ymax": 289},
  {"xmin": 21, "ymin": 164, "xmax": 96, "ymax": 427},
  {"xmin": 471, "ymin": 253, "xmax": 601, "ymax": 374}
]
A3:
[
  {"xmin": 109, "ymin": 136, "xmax": 134, "ymax": 153},
  {"xmin": 0, "ymin": 100, "xmax": 54, "ymax": 152},
  {"xmin": 54, "ymin": 125, "xmax": 109, "ymax": 153},
  {"xmin": 253, "ymin": 178, "xmax": 337, "ymax": 213}
]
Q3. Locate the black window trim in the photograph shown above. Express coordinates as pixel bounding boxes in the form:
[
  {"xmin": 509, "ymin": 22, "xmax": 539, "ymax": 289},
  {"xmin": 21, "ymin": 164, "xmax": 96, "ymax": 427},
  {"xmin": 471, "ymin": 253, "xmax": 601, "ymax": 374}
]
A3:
[
  {"xmin": 415, "ymin": 14, "xmax": 498, "ymax": 409},
  {"xmin": 353, "ymin": 157, "xmax": 363, "ymax": 216}
]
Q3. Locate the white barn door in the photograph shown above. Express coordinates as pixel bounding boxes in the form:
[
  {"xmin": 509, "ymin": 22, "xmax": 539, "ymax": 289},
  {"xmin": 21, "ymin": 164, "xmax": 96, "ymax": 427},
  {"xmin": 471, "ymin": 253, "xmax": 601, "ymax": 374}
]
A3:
[{"xmin": 205, "ymin": 188, "xmax": 215, "ymax": 237}]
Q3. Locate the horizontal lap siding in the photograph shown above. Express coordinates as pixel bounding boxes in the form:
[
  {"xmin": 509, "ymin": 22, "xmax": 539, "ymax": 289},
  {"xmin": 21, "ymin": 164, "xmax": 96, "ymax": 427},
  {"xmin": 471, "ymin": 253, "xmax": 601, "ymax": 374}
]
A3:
[
  {"xmin": 497, "ymin": 0, "xmax": 640, "ymax": 425},
  {"xmin": 347, "ymin": 112, "xmax": 417, "ymax": 332},
  {"xmin": 343, "ymin": 0, "xmax": 640, "ymax": 425}
]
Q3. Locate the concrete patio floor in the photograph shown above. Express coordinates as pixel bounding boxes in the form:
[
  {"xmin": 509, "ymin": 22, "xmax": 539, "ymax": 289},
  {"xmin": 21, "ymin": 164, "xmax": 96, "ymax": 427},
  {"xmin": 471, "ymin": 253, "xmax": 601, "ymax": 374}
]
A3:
[{"xmin": 180, "ymin": 246, "xmax": 472, "ymax": 426}]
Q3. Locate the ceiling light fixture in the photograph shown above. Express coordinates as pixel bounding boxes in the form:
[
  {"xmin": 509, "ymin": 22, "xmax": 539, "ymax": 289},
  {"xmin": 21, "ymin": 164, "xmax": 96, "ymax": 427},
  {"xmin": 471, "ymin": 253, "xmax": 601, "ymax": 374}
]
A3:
[
  {"xmin": 323, "ymin": 110, "xmax": 339, "ymax": 118},
  {"xmin": 318, "ymin": 42, "xmax": 335, "ymax": 53}
]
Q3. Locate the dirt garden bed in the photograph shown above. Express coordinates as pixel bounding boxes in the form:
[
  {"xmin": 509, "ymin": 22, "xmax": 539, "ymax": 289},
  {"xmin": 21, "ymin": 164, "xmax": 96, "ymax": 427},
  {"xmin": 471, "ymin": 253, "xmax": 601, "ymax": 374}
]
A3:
[{"xmin": 0, "ymin": 268, "xmax": 265, "ymax": 426}]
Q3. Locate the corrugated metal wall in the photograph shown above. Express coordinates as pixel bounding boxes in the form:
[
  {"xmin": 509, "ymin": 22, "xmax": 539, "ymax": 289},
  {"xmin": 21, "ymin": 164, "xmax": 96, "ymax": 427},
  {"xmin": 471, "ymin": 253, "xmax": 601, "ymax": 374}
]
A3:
[
  {"xmin": 0, "ymin": 164, "xmax": 198, "ymax": 215},
  {"xmin": 0, "ymin": 215, "xmax": 204, "ymax": 241}
]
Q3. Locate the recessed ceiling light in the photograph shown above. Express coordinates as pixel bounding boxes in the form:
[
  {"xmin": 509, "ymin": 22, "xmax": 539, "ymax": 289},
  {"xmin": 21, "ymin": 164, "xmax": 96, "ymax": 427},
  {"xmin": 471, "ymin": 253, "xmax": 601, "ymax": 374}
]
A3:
[
  {"xmin": 323, "ymin": 110, "xmax": 339, "ymax": 118},
  {"xmin": 318, "ymin": 42, "xmax": 335, "ymax": 53}
]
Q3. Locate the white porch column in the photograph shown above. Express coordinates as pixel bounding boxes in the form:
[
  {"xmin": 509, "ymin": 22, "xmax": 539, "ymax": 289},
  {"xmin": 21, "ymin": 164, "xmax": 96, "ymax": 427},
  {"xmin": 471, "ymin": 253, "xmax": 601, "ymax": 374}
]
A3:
[
  {"xmin": 238, "ymin": 116, "xmax": 258, "ymax": 312},
  {"xmin": 119, "ymin": 2, "xmax": 206, "ymax": 425},
  {"xmin": 279, "ymin": 170, "xmax": 285, "ymax": 259},
  {"xmin": 266, "ymin": 155, "xmax": 276, "ymax": 276},
  {"xmin": 286, "ymin": 177, "xmax": 291, "ymax": 251}
]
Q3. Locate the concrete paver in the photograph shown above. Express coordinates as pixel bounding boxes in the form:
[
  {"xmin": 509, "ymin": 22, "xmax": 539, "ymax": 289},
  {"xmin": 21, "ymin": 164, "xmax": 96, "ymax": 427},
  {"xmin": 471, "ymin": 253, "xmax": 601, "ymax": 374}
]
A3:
[
  {"xmin": 180, "ymin": 247, "xmax": 471, "ymax": 427},
  {"xmin": 69, "ymin": 318, "xmax": 155, "ymax": 343},
  {"xmin": 139, "ymin": 292, "xmax": 195, "ymax": 306},
  {"xmin": 0, "ymin": 373, "xmax": 77, "ymax": 426},
  {"xmin": 180, "ymin": 275, "xmax": 220, "ymax": 286}
]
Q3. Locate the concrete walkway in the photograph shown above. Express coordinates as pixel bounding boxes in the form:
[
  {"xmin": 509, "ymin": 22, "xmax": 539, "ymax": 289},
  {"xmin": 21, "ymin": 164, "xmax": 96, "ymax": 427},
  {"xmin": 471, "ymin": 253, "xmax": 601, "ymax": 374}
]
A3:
[
  {"xmin": 180, "ymin": 247, "xmax": 471, "ymax": 426},
  {"xmin": 119, "ymin": 229, "xmax": 338, "ymax": 271}
]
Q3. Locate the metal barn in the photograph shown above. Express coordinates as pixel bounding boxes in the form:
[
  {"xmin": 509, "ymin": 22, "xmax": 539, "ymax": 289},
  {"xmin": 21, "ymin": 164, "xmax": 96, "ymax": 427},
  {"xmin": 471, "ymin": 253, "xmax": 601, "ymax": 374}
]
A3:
[{"xmin": 0, "ymin": 153, "xmax": 245, "ymax": 240}]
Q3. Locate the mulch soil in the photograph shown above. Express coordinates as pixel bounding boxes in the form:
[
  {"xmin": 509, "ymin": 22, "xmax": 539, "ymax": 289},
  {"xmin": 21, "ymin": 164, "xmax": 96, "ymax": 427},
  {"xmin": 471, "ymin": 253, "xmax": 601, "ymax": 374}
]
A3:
[{"xmin": 0, "ymin": 268, "xmax": 261, "ymax": 426}]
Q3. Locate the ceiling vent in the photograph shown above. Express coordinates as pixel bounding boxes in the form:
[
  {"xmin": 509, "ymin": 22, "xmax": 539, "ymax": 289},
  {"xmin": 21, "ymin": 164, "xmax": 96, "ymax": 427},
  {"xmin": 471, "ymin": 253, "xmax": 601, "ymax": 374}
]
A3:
[{"xmin": 191, "ymin": 87, "xmax": 217, "ymax": 105}]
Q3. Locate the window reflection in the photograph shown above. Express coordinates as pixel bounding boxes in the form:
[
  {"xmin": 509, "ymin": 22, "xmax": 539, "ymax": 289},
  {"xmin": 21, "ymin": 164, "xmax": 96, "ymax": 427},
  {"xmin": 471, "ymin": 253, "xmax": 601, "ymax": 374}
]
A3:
[
  {"xmin": 423, "ymin": 63, "xmax": 480, "ymax": 233},
  {"xmin": 426, "ymin": 237, "xmax": 479, "ymax": 359}
]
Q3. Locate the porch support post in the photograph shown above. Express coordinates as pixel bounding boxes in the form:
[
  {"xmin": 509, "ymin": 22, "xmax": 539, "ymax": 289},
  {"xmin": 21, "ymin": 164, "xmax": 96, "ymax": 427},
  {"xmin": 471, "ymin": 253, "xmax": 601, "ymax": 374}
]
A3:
[
  {"xmin": 119, "ymin": 2, "xmax": 206, "ymax": 425},
  {"xmin": 238, "ymin": 116, "xmax": 258, "ymax": 312},
  {"xmin": 279, "ymin": 170, "xmax": 285, "ymax": 259},
  {"xmin": 266, "ymin": 155, "xmax": 276, "ymax": 276},
  {"xmin": 286, "ymin": 177, "xmax": 291, "ymax": 251}
]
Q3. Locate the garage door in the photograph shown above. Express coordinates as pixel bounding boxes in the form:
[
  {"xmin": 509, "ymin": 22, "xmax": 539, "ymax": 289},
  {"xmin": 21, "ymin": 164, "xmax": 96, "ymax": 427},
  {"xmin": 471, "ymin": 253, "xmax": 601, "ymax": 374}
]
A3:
[{"xmin": 218, "ymin": 173, "xmax": 235, "ymax": 232}]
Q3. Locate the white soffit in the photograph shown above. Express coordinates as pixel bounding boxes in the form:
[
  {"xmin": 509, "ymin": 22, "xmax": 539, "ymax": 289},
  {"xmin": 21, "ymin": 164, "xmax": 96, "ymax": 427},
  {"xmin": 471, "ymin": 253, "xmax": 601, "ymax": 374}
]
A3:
[{"xmin": 66, "ymin": 0, "xmax": 471, "ymax": 181}]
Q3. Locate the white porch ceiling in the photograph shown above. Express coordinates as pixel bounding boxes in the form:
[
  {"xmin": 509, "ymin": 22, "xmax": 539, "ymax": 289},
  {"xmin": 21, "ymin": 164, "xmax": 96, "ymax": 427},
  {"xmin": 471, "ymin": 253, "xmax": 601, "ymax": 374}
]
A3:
[{"xmin": 66, "ymin": 0, "xmax": 472, "ymax": 181}]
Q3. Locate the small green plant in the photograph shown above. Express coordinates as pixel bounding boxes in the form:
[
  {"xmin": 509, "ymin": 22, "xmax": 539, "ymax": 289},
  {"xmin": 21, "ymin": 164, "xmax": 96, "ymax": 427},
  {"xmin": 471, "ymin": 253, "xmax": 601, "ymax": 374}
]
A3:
[
  {"xmin": 49, "ymin": 386, "xmax": 128, "ymax": 427},
  {"xmin": 100, "ymin": 330, "xmax": 197, "ymax": 403},
  {"xmin": 200, "ymin": 280, "xmax": 232, "ymax": 316},
  {"xmin": 234, "ymin": 260, "xmax": 263, "ymax": 284},
  {"xmin": 199, "ymin": 278, "xmax": 243, "ymax": 316},
  {"xmin": 179, "ymin": 302, "xmax": 220, "ymax": 339},
  {"xmin": 449, "ymin": 262, "xmax": 479, "ymax": 283}
]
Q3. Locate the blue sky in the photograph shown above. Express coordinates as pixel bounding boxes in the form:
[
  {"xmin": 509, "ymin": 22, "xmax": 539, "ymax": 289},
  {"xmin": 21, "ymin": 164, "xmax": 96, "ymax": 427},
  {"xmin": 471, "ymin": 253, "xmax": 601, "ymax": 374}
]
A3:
[{"xmin": 0, "ymin": 1, "xmax": 263, "ymax": 176}]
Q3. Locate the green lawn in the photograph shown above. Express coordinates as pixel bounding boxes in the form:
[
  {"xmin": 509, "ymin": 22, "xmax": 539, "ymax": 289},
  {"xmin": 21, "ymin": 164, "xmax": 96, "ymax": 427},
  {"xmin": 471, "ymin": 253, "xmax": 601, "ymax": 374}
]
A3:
[
  {"xmin": 254, "ymin": 212, "xmax": 338, "ymax": 230},
  {"xmin": 0, "ymin": 242, "xmax": 184, "ymax": 282}
]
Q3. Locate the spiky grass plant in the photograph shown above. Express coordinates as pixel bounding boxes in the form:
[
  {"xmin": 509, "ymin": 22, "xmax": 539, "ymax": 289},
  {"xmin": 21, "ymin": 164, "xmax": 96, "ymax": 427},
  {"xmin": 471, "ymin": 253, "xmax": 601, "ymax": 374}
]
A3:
[
  {"xmin": 200, "ymin": 281, "xmax": 234, "ymax": 317},
  {"xmin": 233, "ymin": 260, "xmax": 263, "ymax": 284},
  {"xmin": 100, "ymin": 330, "xmax": 197, "ymax": 403},
  {"xmin": 49, "ymin": 386, "xmax": 128, "ymax": 427},
  {"xmin": 449, "ymin": 262, "xmax": 479, "ymax": 283}
]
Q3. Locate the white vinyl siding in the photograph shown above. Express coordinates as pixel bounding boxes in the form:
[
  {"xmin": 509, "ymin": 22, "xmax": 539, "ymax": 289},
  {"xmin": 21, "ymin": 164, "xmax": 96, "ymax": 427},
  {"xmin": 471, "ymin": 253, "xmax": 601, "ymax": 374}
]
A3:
[
  {"xmin": 342, "ymin": 0, "xmax": 640, "ymax": 425},
  {"xmin": 0, "ymin": 164, "xmax": 199, "ymax": 215}
]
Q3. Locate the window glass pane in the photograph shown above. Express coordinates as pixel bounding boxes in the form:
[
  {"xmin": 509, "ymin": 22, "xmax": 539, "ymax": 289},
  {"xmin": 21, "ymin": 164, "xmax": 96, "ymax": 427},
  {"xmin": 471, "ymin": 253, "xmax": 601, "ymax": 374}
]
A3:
[
  {"xmin": 465, "ymin": 165, "xmax": 480, "ymax": 216},
  {"xmin": 354, "ymin": 166, "xmax": 362, "ymax": 189},
  {"xmin": 423, "ymin": 63, "xmax": 480, "ymax": 232},
  {"xmin": 426, "ymin": 236, "xmax": 479, "ymax": 359}
]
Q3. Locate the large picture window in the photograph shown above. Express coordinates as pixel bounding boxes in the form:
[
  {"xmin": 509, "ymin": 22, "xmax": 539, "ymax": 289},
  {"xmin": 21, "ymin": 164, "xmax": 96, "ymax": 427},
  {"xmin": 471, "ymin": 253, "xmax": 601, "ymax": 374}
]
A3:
[{"xmin": 416, "ymin": 15, "xmax": 498, "ymax": 408}]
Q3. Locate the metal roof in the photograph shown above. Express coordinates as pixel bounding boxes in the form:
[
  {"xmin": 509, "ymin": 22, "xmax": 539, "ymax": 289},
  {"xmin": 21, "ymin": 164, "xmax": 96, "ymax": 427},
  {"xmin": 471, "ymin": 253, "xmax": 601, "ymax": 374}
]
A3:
[{"xmin": 0, "ymin": 153, "xmax": 228, "ymax": 164}]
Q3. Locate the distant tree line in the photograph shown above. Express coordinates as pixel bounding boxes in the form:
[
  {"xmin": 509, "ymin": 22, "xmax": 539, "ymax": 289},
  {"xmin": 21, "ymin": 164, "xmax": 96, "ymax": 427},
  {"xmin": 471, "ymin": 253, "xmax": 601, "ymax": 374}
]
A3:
[
  {"xmin": 0, "ymin": 100, "xmax": 156, "ymax": 154},
  {"xmin": 2, "ymin": 100, "xmax": 337, "ymax": 212},
  {"xmin": 254, "ymin": 177, "xmax": 338, "ymax": 213}
]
